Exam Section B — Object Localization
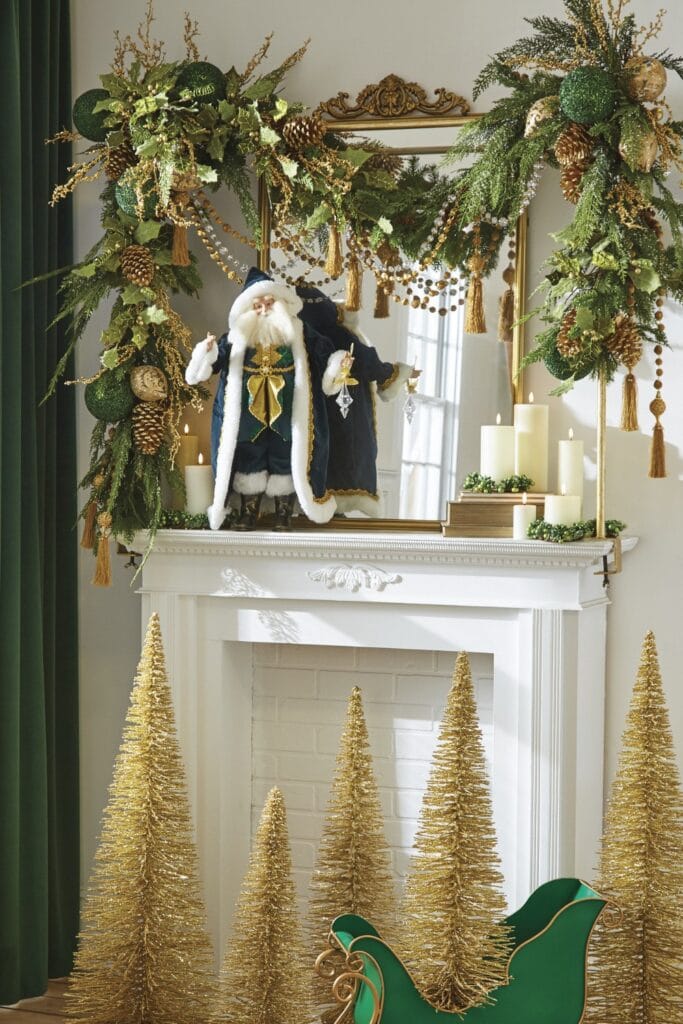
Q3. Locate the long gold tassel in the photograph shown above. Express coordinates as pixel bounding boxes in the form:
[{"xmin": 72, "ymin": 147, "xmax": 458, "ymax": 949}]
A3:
[
  {"xmin": 325, "ymin": 223, "xmax": 343, "ymax": 279},
  {"xmin": 345, "ymin": 253, "xmax": 362, "ymax": 311},
  {"xmin": 648, "ymin": 396, "xmax": 666, "ymax": 478},
  {"xmin": 93, "ymin": 512, "xmax": 113, "ymax": 587},
  {"xmin": 465, "ymin": 264, "xmax": 486, "ymax": 334},
  {"xmin": 80, "ymin": 497, "xmax": 98, "ymax": 550},
  {"xmin": 620, "ymin": 372, "xmax": 639, "ymax": 431},
  {"xmin": 172, "ymin": 224, "xmax": 190, "ymax": 267},
  {"xmin": 497, "ymin": 264, "xmax": 515, "ymax": 342},
  {"xmin": 373, "ymin": 280, "xmax": 391, "ymax": 319}
]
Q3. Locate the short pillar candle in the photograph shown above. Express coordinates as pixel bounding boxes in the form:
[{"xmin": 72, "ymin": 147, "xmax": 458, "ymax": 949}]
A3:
[
  {"xmin": 544, "ymin": 489, "xmax": 582, "ymax": 526},
  {"xmin": 557, "ymin": 428, "xmax": 584, "ymax": 516},
  {"xmin": 185, "ymin": 453, "xmax": 214, "ymax": 516},
  {"xmin": 514, "ymin": 393, "xmax": 549, "ymax": 491},
  {"xmin": 513, "ymin": 493, "xmax": 537, "ymax": 540},
  {"xmin": 480, "ymin": 413, "xmax": 515, "ymax": 480}
]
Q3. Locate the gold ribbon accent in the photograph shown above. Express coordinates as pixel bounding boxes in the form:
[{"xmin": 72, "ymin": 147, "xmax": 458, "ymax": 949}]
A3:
[{"xmin": 244, "ymin": 345, "xmax": 294, "ymax": 430}]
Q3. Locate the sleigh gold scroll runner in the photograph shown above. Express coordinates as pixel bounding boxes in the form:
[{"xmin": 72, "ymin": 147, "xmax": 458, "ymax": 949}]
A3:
[{"xmin": 259, "ymin": 76, "xmax": 530, "ymax": 526}]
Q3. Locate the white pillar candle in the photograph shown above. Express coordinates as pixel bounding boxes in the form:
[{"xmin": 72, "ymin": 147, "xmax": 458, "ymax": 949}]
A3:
[
  {"xmin": 544, "ymin": 490, "xmax": 582, "ymax": 526},
  {"xmin": 480, "ymin": 413, "xmax": 515, "ymax": 480},
  {"xmin": 557, "ymin": 428, "xmax": 584, "ymax": 516},
  {"xmin": 513, "ymin": 494, "xmax": 537, "ymax": 540},
  {"xmin": 514, "ymin": 393, "xmax": 549, "ymax": 491},
  {"xmin": 177, "ymin": 422, "xmax": 199, "ymax": 474},
  {"xmin": 185, "ymin": 453, "xmax": 214, "ymax": 516}
]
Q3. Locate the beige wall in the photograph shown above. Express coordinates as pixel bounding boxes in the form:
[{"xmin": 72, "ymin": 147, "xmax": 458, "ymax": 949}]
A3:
[{"xmin": 72, "ymin": 0, "xmax": 683, "ymax": 880}]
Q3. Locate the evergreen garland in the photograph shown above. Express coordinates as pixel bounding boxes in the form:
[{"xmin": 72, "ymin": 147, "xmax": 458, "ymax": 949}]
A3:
[
  {"xmin": 527, "ymin": 517, "xmax": 625, "ymax": 542},
  {"xmin": 462, "ymin": 472, "xmax": 535, "ymax": 493}
]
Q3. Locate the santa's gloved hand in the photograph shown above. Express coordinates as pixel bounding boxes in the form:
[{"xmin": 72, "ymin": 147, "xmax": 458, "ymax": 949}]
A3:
[{"xmin": 185, "ymin": 332, "xmax": 219, "ymax": 386}]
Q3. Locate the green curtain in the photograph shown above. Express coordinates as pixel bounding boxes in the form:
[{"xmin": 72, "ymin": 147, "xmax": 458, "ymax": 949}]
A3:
[{"xmin": 0, "ymin": 0, "xmax": 79, "ymax": 1003}]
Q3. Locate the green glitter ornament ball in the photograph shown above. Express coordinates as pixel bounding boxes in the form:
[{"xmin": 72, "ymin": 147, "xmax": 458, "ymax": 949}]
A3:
[
  {"xmin": 85, "ymin": 370, "xmax": 135, "ymax": 423},
  {"xmin": 544, "ymin": 345, "xmax": 591, "ymax": 382},
  {"xmin": 559, "ymin": 66, "xmax": 618, "ymax": 125},
  {"xmin": 175, "ymin": 62, "xmax": 225, "ymax": 104},
  {"xmin": 115, "ymin": 168, "xmax": 158, "ymax": 219},
  {"xmin": 73, "ymin": 88, "xmax": 110, "ymax": 142}
]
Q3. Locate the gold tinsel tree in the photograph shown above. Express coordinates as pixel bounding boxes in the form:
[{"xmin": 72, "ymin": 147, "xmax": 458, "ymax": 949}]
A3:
[
  {"xmin": 587, "ymin": 630, "xmax": 683, "ymax": 1024},
  {"xmin": 308, "ymin": 686, "xmax": 396, "ymax": 1018},
  {"xmin": 66, "ymin": 612, "xmax": 216, "ymax": 1024},
  {"xmin": 212, "ymin": 787, "xmax": 312, "ymax": 1024},
  {"xmin": 401, "ymin": 652, "xmax": 511, "ymax": 1013}
]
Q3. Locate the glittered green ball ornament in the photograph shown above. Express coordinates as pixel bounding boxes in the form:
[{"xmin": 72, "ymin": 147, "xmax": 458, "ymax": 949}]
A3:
[
  {"xmin": 175, "ymin": 62, "xmax": 225, "ymax": 104},
  {"xmin": 544, "ymin": 345, "xmax": 591, "ymax": 382},
  {"xmin": 115, "ymin": 168, "xmax": 158, "ymax": 219},
  {"xmin": 72, "ymin": 88, "xmax": 110, "ymax": 142},
  {"xmin": 85, "ymin": 370, "xmax": 135, "ymax": 423},
  {"xmin": 559, "ymin": 66, "xmax": 618, "ymax": 125}
]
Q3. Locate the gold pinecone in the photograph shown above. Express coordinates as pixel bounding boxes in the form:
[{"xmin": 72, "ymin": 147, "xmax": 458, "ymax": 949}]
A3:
[
  {"xmin": 560, "ymin": 161, "xmax": 588, "ymax": 204},
  {"xmin": 606, "ymin": 314, "xmax": 643, "ymax": 369},
  {"xmin": 554, "ymin": 122, "xmax": 593, "ymax": 167},
  {"xmin": 132, "ymin": 401, "xmax": 166, "ymax": 455},
  {"xmin": 120, "ymin": 244, "xmax": 155, "ymax": 287},
  {"xmin": 366, "ymin": 149, "xmax": 405, "ymax": 177},
  {"xmin": 104, "ymin": 142, "xmax": 136, "ymax": 181},
  {"xmin": 557, "ymin": 309, "xmax": 581, "ymax": 358},
  {"xmin": 282, "ymin": 113, "xmax": 325, "ymax": 150}
]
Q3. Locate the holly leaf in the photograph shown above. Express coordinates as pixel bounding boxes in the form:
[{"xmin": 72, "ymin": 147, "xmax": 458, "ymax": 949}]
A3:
[
  {"xmin": 342, "ymin": 148, "xmax": 372, "ymax": 168},
  {"xmin": 273, "ymin": 97, "xmax": 288, "ymax": 121},
  {"xmin": 306, "ymin": 202, "xmax": 332, "ymax": 230},
  {"xmin": 132, "ymin": 324, "xmax": 148, "ymax": 349},
  {"xmin": 72, "ymin": 262, "xmax": 97, "ymax": 278},
  {"xmin": 136, "ymin": 137, "xmax": 161, "ymax": 158},
  {"xmin": 92, "ymin": 98, "xmax": 123, "ymax": 114},
  {"xmin": 259, "ymin": 125, "xmax": 280, "ymax": 146},
  {"xmin": 244, "ymin": 74, "xmax": 279, "ymax": 100},
  {"xmin": 377, "ymin": 216, "xmax": 393, "ymax": 234},
  {"xmin": 134, "ymin": 220, "xmax": 163, "ymax": 244},
  {"xmin": 224, "ymin": 67, "xmax": 241, "ymax": 97},
  {"xmin": 121, "ymin": 284, "xmax": 147, "ymax": 305},
  {"xmin": 197, "ymin": 164, "xmax": 218, "ymax": 183},
  {"xmin": 207, "ymin": 133, "xmax": 227, "ymax": 162},
  {"xmin": 100, "ymin": 349, "xmax": 119, "ymax": 370},
  {"xmin": 141, "ymin": 304, "xmax": 168, "ymax": 325},
  {"xmin": 218, "ymin": 100, "xmax": 236, "ymax": 122},
  {"xmin": 278, "ymin": 155, "xmax": 299, "ymax": 179},
  {"xmin": 574, "ymin": 307, "xmax": 594, "ymax": 331},
  {"xmin": 629, "ymin": 264, "xmax": 660, "ymax": 293}
]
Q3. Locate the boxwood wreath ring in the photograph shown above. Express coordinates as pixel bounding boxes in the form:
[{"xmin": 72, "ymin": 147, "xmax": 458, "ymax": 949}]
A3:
[{"xmin": 45, "ymin": 0, "xmax": 683, "ymax": 582}]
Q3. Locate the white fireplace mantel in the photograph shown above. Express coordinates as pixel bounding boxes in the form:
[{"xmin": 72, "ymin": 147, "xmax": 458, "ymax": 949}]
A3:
[{"xmin": 137, "ymin": 529, "xmax": 636, "ymax": 955}]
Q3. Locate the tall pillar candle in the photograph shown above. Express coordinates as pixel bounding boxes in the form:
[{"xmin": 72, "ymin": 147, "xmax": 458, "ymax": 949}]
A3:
[
  {"xmin": 177, "ymin": 422, "xmax": 199, "ymax": 473},
  {"xmin": 480, "ymin": 413, "xmax": 515, "ymax": 480},
  {"xmin": 558, "ymin": 428, "xmax": 584, "ymax": 516},
  {"xmin": 514, "ymin": 393, "xmax": 549, "ymax": 491},
  {"xmin": 185, "ymin": 453, "xmax": 214, "ymax": 515}
]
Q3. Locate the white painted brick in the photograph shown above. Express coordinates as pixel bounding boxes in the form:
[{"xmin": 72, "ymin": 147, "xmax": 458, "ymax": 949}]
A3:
[
  {"xmin": 253, "ymin": 751, "xmax": 277, "ymax": 778},
  {"xmin": 279, "ymin": 698, "xmax": 347, "ymax": 725},
  {"xmin": 278, "ymin": 752, "xmax": 337, "ymax": 783},
  {"xmin": 363, "ymin": 701, "xmax": 434, "ymax": 731},
  {"xmin": 394, "ymin": 789, "xmax": 424, "ymax": 820},
  {"xmin": 395, "ymin": 674, "xmax": 451, "ymax": 706},
  {"xmin": 395, "ymin": 729, "xmax": 439, "ymax": 761},
  {"xmin": 252, "ymin": 644, "xmax": 279, "ymax": 667},
  {"xmin": 435, "ymin": 650, "xmax": 493, "ymax": 676},
  {"xmin": 393, "ymin": 849, "xmax": 413, "ymax": 879},
  {"xmin": 253, "ymin": 666, "xmax": 316, "ymax": 698},
  {"xmin": 254, "ymin": 720, "xmax": 316, "ymax": 753},
  {"xmin": 384, "ymin": 818, "xmax": 419, "ymax": 849},
  {"xmin": 253, "ymin": 779, "xmax": 316, "ymax": 812},
  {"xmin": 318, "ymin": 670, "xmax": 395, "ymax": 702},
  {"xmin": 290, "ymin": 840, "xmax": 316, "ymax": 869},
  {"xmin": 394, "ymin": 759, "xmax": 432, "ymax": 790},
  {"xmin": 279, "ymin": 644, "xmax": 356, "ymax": 669},
  {"xmin": 316, "ymin": 724, "xmax": 393, "ymax": 758},
  {"xmin": 252, "ymin": 695, "xmax": 278, "ymax": 722},
  {"xmin": 287, "ymin": 811, "xmax": 323, "ymax": 842}
]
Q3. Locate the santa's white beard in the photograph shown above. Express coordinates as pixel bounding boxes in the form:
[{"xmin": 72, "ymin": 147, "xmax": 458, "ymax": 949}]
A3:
[{"xmin": 235, "ymin": 299, "xmax": 296, "ymax": 348}]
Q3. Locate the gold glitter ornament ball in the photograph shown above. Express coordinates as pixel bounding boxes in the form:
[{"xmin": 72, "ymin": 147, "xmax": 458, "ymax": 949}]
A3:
[
  {"xmin": 524, "ymin": 96, "xmax": 558, "ymax": 138},
  {"xmin": 130, "ymin": 365, "xmax": 168, "ymax": 403},
  {"xmin": 625, "ymin": 56, "xmax": 667, "ymax": 102}
]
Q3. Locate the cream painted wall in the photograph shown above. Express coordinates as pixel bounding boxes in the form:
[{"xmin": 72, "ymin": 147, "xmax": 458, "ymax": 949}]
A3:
[{"xmin": 72, "ymin": 0, "xmax": 683, "ymax": 880}]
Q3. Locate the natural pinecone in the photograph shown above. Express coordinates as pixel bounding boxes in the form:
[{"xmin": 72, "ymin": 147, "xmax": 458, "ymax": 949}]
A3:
[
  {"xmin": 560, "ymin": 161, "xmax": 588, "ymax": 204},
  {"xmin": 554, "ymin": 122, "xmax": 593, "ymax": 167},
  {"xmin": 120, "ymin": 244, "xmax": 155, "ymax": 287},
  {"xmin": 132, "ymin": 401, "xmax": 166, "ymax": 455},
  {"xmin": 606, "ymin": 314, "xmax": 643, "ymax": 369},
  {"xmin": 366, "ymin": 149, "xmax": 405, "ymax": 177},
  {"xmin": 557, "ymin": 309, "xmax": 581, "ymax": 358},
  {"xmin": 104, "ymin": 142, "xmax": 136, "ymax": 181},
  {"xmin": 282, "ymin": 113, "xmax": 325, "ymax": 150}
]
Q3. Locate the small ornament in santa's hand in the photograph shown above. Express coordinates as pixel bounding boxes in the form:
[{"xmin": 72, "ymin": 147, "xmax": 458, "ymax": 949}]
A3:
[
  {"xmin": 336, "ymin": 381, "xmax": 354, "ymax": 419},
  {"xmin": 72, "ymin": 88, "xmax": 110, "ymax": 142},
  {"xmin": 625, "ymin": 56, "xmax": 667, "ymax": 102}
]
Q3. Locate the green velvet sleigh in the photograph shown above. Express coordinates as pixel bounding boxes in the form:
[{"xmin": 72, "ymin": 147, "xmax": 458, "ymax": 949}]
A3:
[{"xmin": 319, "ymin": 878, "xmax": 606, "ymax": 1024}]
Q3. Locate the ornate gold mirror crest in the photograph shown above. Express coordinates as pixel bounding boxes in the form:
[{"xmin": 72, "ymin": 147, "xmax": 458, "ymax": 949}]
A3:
[{"xmin": 259, "ymin": 75, "xmax": 529, "ymax": 531}]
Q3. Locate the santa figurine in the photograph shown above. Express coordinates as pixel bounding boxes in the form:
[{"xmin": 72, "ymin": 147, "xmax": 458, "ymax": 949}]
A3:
[{"xmin": 185, "ymin": 268, "xmax": 360, "ymax": 531}]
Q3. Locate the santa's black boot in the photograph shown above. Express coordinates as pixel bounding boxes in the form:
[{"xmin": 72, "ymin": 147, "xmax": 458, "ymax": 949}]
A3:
[
  {"xmin": 272, "ymin": 493, "xmax": 296, "ymax": 532},
  {"xmin": 233, "ymin": 493, "xmax": 263, "ymax": 531}
]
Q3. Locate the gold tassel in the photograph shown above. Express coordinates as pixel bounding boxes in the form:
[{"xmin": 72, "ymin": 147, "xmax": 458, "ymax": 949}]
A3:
[
  {"xmin": 373, "ymin": 280, "xmax": 391, "ymax": 319},
  {"xmin": 325, "ymin": 223, "xmax": 343, "ymax": 279},
  {"xmin": 497, "ymin": 264, "xmax": 515, "ymax": 342},
  {"xmin": 648, "ymin": 396, "xmax": 666, "ymax": 478},
  {"xmin": 80, "ymin": 498, "xmax": 98, "ymax": 550},
  {"xmin": 172, "ymin": 224, "xmax": 190, "ymax": 267},
  {"xmin": 620, "ymin": 372, "xmax": 639, "ymax": 431},
  {"xmin": 345, "ymin": 253, "xmax": 362, "ymax": 311},
  {"xmin": 93, "ymin": 512, "xmax": 113, "ymax": 587},
  {"xmin": 465, "ymin": 273, "xmax": 486, "ymax": 334}
]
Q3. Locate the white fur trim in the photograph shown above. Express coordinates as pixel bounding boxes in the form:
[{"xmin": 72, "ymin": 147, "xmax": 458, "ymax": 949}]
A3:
[
  {"xmin": 209, "ymin": 309, "xmax": 337, "ymax": 528},
  {"xmin": 229, "ymin": 281, "xmax": 303, "ymax": 326},
  {"xmin": 265, "ymin": 473, "xmax": 295, "ymax": 497},
  {"xmin": 333, "ymin": 492, "xmax": 384, "ymax": 517},
  {"xmin": 207, "ymin": 504, "xmax": 227, "ymax": 530},
  {"xmin": 322, "ymin": 350, "xmax": 350, "ymax": 396},
  {"xmin": 378, "ymin": 362, "xmax": 412, "ymax": 402},
  {"xmin": 233, "ymin": 470, "xmax": 268, "ymax": 495},
  {"xmin": 185, "ymin": 335, "xmax": 218, "ymax": 385}
]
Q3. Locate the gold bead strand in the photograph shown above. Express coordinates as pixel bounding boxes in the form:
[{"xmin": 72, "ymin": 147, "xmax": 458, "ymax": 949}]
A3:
[{"xmin": 649, "ymin": 287, "xmax": 667, "ymax": 477}]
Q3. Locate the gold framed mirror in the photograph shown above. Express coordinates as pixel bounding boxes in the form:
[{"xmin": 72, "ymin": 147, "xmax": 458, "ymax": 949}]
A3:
[{"xmin": 258, "ymin": 76, "xmax": 529, "ymax": 531}]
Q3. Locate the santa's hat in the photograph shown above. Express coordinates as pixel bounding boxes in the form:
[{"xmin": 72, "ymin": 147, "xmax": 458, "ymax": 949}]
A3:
[{"xmin": 229, "ymin": 266, "xmax": 303, "ymax": 327}]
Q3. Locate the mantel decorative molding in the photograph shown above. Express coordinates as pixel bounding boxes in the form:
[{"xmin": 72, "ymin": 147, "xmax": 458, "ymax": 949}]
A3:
[
  {"xmin": 307, "ymin": 564, "xmax": 403, "ymax": 593},
  {"xmin": 317, "ymin": 74, "xmax": 471, "ymax": 120}
]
